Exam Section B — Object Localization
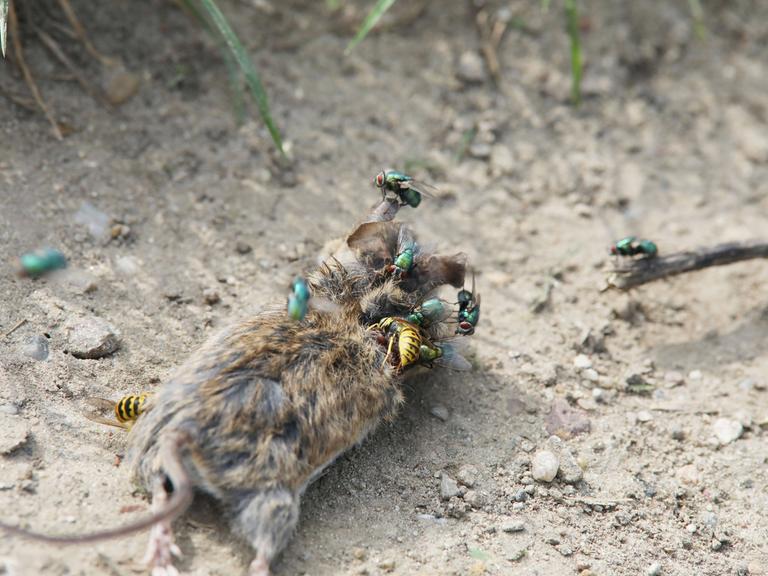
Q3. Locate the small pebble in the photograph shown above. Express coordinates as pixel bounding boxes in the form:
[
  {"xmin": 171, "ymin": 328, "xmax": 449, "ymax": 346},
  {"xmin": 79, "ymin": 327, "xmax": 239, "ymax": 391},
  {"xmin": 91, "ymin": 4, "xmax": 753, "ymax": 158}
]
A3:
[
  {"xmin": 557, "ymin": 544, "xmax": 574, "ymax": 557},
  {"xmin": 440, "ymin": 473, "xmax": 460, "ymax": 500},
  {"xmin": 456, "ymin": 51, "xmax": 487, "ymax": 84},
  {"xmin": 513, "ymin": 488, "xmax": 528, "ymax": 502},
  {"xmin": 64, "ymin": 316, "xmax": 120, "ymax": 359},
  {"xmin": 531, "ymin": 450, "xmax": 560, "ymax": 483},
  {"xmin": 555, "ymin": 448, "xmax": 583, "ymax": 484},
  {"xmin": 430, "ymin": 405, "xmax": 449, "ymax": 421},
  {"xmin": 671, "ymin": 427, "xmax": 686, "ymax": 441},
  {"xmin": 463, "ymin": 490, "xmax": 485, "ymax": 509},
  {"xmin": 713, "ymin": 418, "xmax": 743, "ymax": 445},
  {"xmin": 646, "ymin": 562, "xmax": 662, "ymax": 576},
  {"xmin": 0, "ymin": 414, "xmax": 31, "ymax": 454},
  {"xmin": 507, "ymin": 546, "xmax": 527, "ymax": 561},
  {"xmin": 676, "ymin": 464, "xmax": 700, "ymax": 486},
  {"xmin": 203, "ymin": 289, "xmax": 221, "ymax": 306},
  {"xmin": 637, "ymin": 410, "xmax": 654, "ymax": 423},
  {"xmin": 689, "ymin": 370, "xmax": 703, "ymax": 380},
  {"xmin": 582, "ymin": 368, "xmax": 599, "ymax": 382},
  {"xmin": 469, "ymin": 142, "xmax": 492, "ymax": 160},
  {"xmin": 103, "ymin": 68, "xmax": 140, "ymax": 106},
  {"xmin": 501, "ymin": 520, "xmax": 525, "ymax": 533},
  {"xmin": 457, "ymin": 465, "xmax": 478, "ymax": 488},
  {"xmin": 377, "ymin": 559, "xmax": 396, "ymax": 572},
  {"xmin": 236, "ymin": 241, "xmax": 253, "ymax": 255},
  {"xmin": 573, "ymin": 354, "xmax": 592, "ymax": 369},
  {"xmin": 20, "ymin": 335, "xmax": 49, "ymax": 361},
  {"xmin": 0, "ymin": 404, "xmax": 20, "ymax": 416}
]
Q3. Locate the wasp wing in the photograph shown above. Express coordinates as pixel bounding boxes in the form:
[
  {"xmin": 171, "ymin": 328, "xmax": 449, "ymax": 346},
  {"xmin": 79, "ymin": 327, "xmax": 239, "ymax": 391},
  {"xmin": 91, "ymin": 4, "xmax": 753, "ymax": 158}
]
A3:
[{"xmin": 82, "ymin": 397, "xmax": 129, "ymax": 430}]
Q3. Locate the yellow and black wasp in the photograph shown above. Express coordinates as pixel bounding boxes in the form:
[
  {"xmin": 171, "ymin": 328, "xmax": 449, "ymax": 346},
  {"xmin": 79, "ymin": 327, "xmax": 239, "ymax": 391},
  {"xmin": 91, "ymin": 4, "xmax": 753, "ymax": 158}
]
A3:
[
  {"xmin": 369, "ymin": 317, "xmax": 422, "ymax": 371},
  {"xmin": 83, "ymin": 393, "xmax": 151, "ymax": 430}
]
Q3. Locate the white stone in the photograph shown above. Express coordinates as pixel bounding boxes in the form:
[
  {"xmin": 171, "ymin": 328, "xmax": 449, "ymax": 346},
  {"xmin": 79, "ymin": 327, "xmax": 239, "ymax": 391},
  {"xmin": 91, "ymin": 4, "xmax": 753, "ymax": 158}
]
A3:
[
  {"xmin": 637, "ymin": 410, "xmax": 654, "ymax": 423},
  {"xmin": 713, "ymin": 418, "xmax": 743, "ymax": 445},
  {"xmin": 573, "ymin": 354, "xmax": 592, "ymax": 369},
  {"xmin": 531, "ymin": 450, "xmax": 560, "ymax": 483}
]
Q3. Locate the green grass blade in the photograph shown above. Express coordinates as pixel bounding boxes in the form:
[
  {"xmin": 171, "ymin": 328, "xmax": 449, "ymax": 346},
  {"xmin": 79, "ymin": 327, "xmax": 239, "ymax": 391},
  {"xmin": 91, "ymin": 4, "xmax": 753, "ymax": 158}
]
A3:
[
  {"xmin": 198, "ymin": 0, "xmax": 284, "ymax": 155},
  {"xmin": 564, "ymin": 0, "xmax": 582, "ymax": 106},
  {"xmin": 345, "ymin": 0, "xmax": 398, "ymax": 54},
  {"xmin": 1, "ymin": 0, "xmax": 8, "ymax": 58},
  {"xmin": 178, "ymin": 0, "xmax": 245, "ymax": 124},
  {"xmin": 688, "ymin": 0, "xmax": 707, "ymax": 39}
]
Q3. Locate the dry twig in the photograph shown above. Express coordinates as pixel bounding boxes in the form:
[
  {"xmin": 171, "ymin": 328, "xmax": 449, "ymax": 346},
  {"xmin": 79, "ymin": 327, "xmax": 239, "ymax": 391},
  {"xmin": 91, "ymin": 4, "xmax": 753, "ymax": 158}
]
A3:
[
  {"xmin": 472, "ymin": 0, "xmax": 511, "ymax": 86},
  {"xmin": 3, "ymin": 319, "xmax": 28, "ymax": 339},
  {"xmin": 54, "ymin": 0, "xmax": 116, "ymax": 66},
  {"xmin": 35, "ymin": 27, "xmax": 111, "ymax": 108},
  {"xmin": 608, "ymin": 241, "xmax": 768, "ymax": 290},
  {"xmin": 8, "ymin": 0, "xmax": 63, "ymax": 139}
]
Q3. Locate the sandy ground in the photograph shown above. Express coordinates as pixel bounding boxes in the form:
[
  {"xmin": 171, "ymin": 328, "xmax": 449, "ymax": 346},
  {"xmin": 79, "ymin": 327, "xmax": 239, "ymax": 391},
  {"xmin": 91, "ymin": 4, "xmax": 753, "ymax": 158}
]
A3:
[{"xmin": 1, "ymin": 1, "xmax": 768, "ymax": 575}]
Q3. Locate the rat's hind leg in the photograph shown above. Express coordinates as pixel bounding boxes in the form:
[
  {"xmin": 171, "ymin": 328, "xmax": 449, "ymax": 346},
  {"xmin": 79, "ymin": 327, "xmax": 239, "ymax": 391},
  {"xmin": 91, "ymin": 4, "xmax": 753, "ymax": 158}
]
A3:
[
  {"xmin": 143, "ymin": 478, "xmax": 182, "ymax": 576},
  {"xmin": 234, "ymin": 488, "xmax": 300, "ymax": 576}
]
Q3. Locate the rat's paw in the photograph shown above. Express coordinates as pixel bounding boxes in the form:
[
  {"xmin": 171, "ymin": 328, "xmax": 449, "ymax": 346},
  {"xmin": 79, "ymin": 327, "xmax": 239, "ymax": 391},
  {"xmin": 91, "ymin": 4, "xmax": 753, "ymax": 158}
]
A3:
[
  {"xmin": 248, "ymin": 556, "xmax": 271, "ymax": 576},
  {"xmin": 144, "ymin": 520, "xmax": 182, "ymax": 576}
]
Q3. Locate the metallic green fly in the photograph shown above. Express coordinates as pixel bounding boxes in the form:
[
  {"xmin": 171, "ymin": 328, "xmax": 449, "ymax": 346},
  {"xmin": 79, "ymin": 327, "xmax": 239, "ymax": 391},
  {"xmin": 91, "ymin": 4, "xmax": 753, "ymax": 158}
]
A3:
[
  {"xmin": 610, "ymin": 237, "xmax": 658, "ymax": 258},
  {"xmin": 373, "ymin": 170, "xmax": 438, "ymax": 208},
  {"xmin": 456, "ymin": 272, "xmax": 480, "ymax": 336}
]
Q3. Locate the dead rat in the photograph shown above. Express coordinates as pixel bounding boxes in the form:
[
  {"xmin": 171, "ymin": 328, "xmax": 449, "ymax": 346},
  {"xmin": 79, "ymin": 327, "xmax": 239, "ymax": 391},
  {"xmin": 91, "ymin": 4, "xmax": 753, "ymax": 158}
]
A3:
[{"xmin": 0, "ymin": 201, "xmax": 470, "ymax": 576}]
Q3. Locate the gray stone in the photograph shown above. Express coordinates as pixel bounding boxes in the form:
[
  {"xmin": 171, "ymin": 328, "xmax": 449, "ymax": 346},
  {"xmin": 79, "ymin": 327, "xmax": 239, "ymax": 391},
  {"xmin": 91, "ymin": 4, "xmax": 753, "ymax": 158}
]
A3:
[
  {"xmin": 456, "ymin": 51, "xmax": 486, "ymax": 84},
  {"xmin": 20, "ymin": 335, "xmax": 49, "ymax": 361},
  {"xmin": 457, "ymin": 465, "xmax": 478, "ymax": 488},
  {"xmin": 0, "ymin": 404, "xmax": 20, "ymax": 416},
  {"xmin": 440, "ymin": 473, "xmax": 460, "ymax": 500},
  {"xmin": 546, "ymin": 398, "xmax": 591, "ymax": 439},
  {"xmin": 531, "ymin": 450, "xmax": 559, "ymax": 483},
  {"xmin": 64, "ymin": 316, "xmax": 120, "ymax": 359},
  {"xmin": 463, "ymin": 490, "xmax": 485, "ymax": 509},
  {"xmin": 0, "ymin": 414, "xmax": 31, "ymax": 454},
  {"xmin": 430, "ymin": 404, "xmax": 449, "ymax": 421},
  {"xmin": 501, "ymin": 520, "xmax": 526, "ymax": 533},
  {"xmin": 555, "ymin": 447, "xmax": 583, "ymax": 484},
  {"xmin": 646, "ymin": 562, "xmax": 662, "ymax": 576}
]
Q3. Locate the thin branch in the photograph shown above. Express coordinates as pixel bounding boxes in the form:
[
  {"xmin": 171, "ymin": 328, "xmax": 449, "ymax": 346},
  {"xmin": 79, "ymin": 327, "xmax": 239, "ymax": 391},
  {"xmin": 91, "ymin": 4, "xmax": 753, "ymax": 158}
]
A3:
[
  {"xmin": 35, "ymin": 27, "xmax": 111, "ymax": 108},
  {"xmin": 3, "ymin": 318, "xmax": 28, "ymax": 339},
  {"xmin": 8, "ymin": 0, "xmax": 62, "ymax": 139},
  {"xmin": 608, "ymin": 241, "xmax": 768, "ymax": 290},
  {"xmin": 54, "ymin": 0, "xmax": 116, "ymax": 66}
]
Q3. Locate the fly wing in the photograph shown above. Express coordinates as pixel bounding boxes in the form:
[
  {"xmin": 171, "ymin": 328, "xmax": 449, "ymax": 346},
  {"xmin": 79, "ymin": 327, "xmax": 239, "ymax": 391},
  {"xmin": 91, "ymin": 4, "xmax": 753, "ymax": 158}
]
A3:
[
  {"xmin": 396, "ymin": 224, "xmax": 420, "ymax": 259},
  {"xmin": 432, "ymin": 340, "xmax": 472, "ymax": 372},
  {"xmin": 406, "ymin": 179, "xmax": 439, "ymax": 199}
]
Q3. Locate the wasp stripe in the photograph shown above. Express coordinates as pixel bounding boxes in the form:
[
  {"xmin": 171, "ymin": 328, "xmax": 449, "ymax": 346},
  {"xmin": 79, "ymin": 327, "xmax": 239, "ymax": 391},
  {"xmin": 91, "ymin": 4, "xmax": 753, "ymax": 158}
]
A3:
[{"xmin": 398, "ymin": 327, "xmax": 421, "ymax": 367}]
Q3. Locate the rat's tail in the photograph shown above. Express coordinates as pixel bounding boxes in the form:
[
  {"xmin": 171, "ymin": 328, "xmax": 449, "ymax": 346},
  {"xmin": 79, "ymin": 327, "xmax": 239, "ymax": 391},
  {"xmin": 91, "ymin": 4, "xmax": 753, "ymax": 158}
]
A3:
[{"xmin": 0, "ymin": 432, "xmax": 193, "ymax": 545}]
